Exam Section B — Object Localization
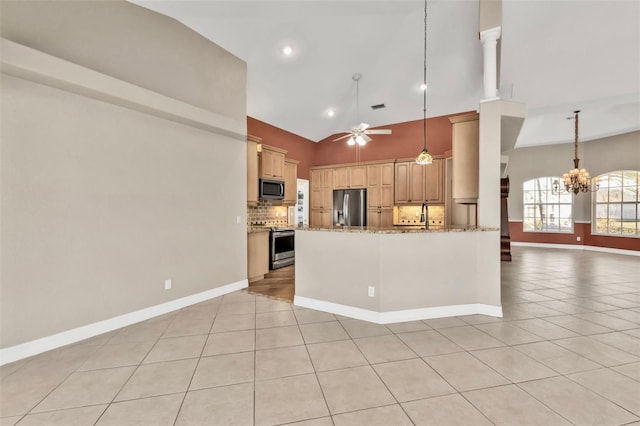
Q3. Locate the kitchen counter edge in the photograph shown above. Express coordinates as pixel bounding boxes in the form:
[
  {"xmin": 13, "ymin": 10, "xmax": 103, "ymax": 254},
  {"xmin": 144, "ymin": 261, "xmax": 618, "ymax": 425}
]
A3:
[{"xmin": 282, "ymin": 225, "xmax": 499, "ymax": 234}]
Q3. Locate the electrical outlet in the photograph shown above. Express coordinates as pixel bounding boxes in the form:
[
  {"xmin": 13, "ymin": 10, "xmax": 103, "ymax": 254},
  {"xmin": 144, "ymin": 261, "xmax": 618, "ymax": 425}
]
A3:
[
  {"xmin": 236, "ymin": 215, "xmax": 242, "ymax": 224},
  {"xmin": 368, "ymin": 286, "xmax": 375, "ymax": 297},
  {"xmin": 164, "ymin": 279, "xmax": 172, "ymax": 290},
  {"xmin": 576, "ymin": 236, "xmax": 581, "ymax": 242}
]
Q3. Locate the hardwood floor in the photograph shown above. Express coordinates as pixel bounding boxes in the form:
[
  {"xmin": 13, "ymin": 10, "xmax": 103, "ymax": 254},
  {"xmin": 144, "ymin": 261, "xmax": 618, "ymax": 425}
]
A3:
[{"xmin": 247, "ymin": 265, "xmax": 294, "ymax": 302}]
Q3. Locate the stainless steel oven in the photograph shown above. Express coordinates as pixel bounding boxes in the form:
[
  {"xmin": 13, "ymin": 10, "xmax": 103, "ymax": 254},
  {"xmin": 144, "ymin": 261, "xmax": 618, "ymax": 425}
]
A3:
[{"xmin": 270, "ymin": 228, "xmax": 294, "ymax": 269}]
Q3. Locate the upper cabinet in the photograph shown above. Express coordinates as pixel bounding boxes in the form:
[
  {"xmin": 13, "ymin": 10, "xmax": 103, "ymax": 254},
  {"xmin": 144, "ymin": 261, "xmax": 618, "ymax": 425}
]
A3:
[
  {"xmin": 425, "ymin": 158, "xmax": 444, "ymax": 204},
  {"xmin": 449, "ymin": 113, "xmax": 479, "ymax": 204},
  {"xmin": 395, "ymin": 161, "xmax": 424, "ymax": 204},
  {"xmin": 259, "ymin": 144, "xmax": 287, "ymax": 181},
  {"xmin": 333, "ymin": 165, "xmax": 367, "ymax": 189},
  {"xmin": 247, "ymin": 135, "xmax": 261, "ymax": 206},
  {"xmin": 283, "ymin": 158, "xmax": 299, "ymax": 206}
]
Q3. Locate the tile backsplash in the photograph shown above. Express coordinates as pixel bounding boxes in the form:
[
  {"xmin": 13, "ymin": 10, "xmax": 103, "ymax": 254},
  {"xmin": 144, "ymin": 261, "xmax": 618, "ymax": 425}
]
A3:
[
  {"xmin": 393, "ymin": 205, "xmax": 445, "ymax": 225},
  {"xmin": 248, "ymin": 200, "xmax": 288, "ymax": 226}
]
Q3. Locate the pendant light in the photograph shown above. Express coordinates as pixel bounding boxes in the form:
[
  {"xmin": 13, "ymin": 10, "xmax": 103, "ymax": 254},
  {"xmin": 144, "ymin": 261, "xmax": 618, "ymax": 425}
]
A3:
[
  {"xmin": 415, "ymin": 0, "xmax": 433, "ymax": 165},
  {"xmin": 552, "ymin": 110, "xmax": 599, "ymax": 194}
]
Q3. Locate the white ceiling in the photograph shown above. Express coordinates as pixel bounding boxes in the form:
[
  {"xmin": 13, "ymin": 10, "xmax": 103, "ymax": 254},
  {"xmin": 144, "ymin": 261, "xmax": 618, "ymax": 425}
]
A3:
[{"xmin": 132, "ymin": 0, "xmax": 640, "ymax": 148}]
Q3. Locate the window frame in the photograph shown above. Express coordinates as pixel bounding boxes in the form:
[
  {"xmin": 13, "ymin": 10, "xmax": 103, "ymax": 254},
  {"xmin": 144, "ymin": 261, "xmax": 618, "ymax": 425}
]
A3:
[
  {"xmin": 592, "ymin": 170, "xmax": 640, "ymax": 238},
  {"xmin": 522, "ymin": 176, "xmax": 574, "ymax": 234}
]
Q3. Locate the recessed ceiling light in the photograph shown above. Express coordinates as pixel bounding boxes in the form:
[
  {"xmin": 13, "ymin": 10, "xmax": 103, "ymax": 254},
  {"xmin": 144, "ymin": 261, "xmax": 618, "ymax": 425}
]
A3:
[
  {"xmin": 327, "ymin": 109, "xmax": 335, "ymax": 117},
  {"xmin": 282, "ymin": 45, "xmax": 293, "ymax": 56}
]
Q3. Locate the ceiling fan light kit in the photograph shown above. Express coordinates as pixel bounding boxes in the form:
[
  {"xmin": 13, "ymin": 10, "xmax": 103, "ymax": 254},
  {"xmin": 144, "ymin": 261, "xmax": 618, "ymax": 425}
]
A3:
[{"xmin": 415, "ymin": 0, "xmax": 433, "ymax": 166}]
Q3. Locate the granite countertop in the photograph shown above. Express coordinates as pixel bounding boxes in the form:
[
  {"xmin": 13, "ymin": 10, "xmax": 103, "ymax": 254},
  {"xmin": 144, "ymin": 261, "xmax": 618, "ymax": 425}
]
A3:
[{"xmin": 293, "ymin": 225, "xmax": 499, "ymax": 234}]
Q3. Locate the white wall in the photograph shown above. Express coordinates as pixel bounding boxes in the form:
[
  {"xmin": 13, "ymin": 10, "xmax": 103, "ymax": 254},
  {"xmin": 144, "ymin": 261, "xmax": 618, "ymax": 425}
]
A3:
[{"xmin": 0, "ymin": 2, "xmax": 247, "ymax": 349}]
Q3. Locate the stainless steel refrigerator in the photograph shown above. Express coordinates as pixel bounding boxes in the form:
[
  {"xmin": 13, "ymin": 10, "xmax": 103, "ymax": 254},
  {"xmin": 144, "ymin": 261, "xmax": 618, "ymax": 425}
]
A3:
[{"xmin": 333, "ymin": 189, "xmax": 367, "ymax": 226}]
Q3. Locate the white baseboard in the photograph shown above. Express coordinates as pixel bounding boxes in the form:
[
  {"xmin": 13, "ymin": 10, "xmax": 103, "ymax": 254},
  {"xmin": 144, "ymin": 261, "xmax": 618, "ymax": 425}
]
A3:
[
  {"xmin": 0, "ymin": 279, "xmax": 248, "ymax": 366},
  {"xmin": 511, "ymin": 242, "xmax": 640, "ymax": 257},
  {"xmin": 293, "ymin": 296, "xmax": 503, "ymax": 324}
]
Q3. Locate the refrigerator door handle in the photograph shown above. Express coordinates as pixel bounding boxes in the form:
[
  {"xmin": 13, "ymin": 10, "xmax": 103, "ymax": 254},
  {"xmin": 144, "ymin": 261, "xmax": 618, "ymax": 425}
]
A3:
[{"xmin": 344, "ymin": 193, "xmax": 349, "ymax": 225}]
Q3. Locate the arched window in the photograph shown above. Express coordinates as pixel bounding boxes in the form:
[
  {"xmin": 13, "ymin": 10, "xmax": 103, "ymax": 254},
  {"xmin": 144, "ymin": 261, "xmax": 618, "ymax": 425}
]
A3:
[
  {"xmin": 593, "ymin": 170, "xmax": 640, "ymax": 237},
  {"xmin": 523, "ymin": 177, "xmax": 573, "ymax": 233}
]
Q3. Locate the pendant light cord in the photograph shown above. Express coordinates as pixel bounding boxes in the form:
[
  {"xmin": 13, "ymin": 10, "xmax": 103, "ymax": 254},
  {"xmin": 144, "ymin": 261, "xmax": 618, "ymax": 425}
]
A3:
[{"xmin": 422, "ymin": 0, "xmax": 428, "ymax": 151}]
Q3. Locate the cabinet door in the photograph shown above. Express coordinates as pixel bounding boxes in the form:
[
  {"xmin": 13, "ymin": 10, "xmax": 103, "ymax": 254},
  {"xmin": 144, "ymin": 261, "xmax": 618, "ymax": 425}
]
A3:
[
  {"xmin": 247, "ymin": 232, "xmax": 269, "ymax": 281},
  {"xmin": 367, "ymin": 210, "xmax": 381, "ymax": 228},
  {"xmin": 310, "ymin": 190, "xmax": 323, "ymax": 210},
  {"xmin": 380, "ymin": 162, "xmax": 395, "ymax": 208},
  {"xmin": 260, "ymin": 149, "xmax": 275, "ymax": 178},
  {"xmin": 349, "ymin": 166, "xmax": 367, "ymax": 188},
  {"xmin": 311, "ymin": 169, "xmax": 323, "ymax": 191},
  {"xmin": 425, "ymin": 158, "xmax": 443, "ymax": 203},
  {"xmin": 394, "ymin": 162, "xmax": 410, "ymax": 204},
  {"xmin": 367, "ymin": 165, "xmax": 381, "ymax": 208},
  {"xmin": 284, "ymin": 160, "xmax": 297, "ymax": 205},
  {"xmin": 334, "ymin": 168, "xmax": 349, "ymax": 189},
  {"xmin": 409, "ymin": 163, "xmax": 425, "ymax": 203},
  {"xmin": 322, "ymin": 169, "xmax": 334, "ymax": 189},
  {"xmin": 380, "ymin": 209, "xmax": 394, "ymax": 227},
  {"xmin": 310, "ymin": 209, "xmax": 322, "ymax": 226},
  {"xmin": 272, "ymin": 151, "xmax": 285, "ymax": 180},
  {"xmin": 321, "ymin": 210, "xmax": 333, "ymax": 227},
  {"xmin": 247, "ymin": 139, "xmax": 259, "ymax": 206}
]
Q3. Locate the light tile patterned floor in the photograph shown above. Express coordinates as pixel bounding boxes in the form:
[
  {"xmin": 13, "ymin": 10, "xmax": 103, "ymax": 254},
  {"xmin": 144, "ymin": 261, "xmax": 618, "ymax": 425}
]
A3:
[{"xmin": 1, "ymin": 247, "xmax": 639, "ymax": 425}]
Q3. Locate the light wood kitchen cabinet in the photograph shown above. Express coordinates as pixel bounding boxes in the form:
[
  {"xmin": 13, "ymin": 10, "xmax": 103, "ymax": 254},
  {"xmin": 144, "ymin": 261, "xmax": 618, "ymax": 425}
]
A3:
[
  {"xmin": 259, "ymin": 144, "xmax": 287, "ymax": 180},
  {"xmin": 311, "ymin": 209, "xmax": 332, "ymax": 227},
  {"xmin": 449, "ymin": 113, "xmax": 479, "ymax": 204},
  {"xmin": 367, "ymin": 209, "xmax": 393, "ymax": 227},
  {"xmin": 333, "ymin": 165, "xmax": 366, "ymax": 189},
  {"xmin": 283, "ymin": 158, "xmax": 298, "ymax": 206},
  {"xmin": 395, "ymin": 161, "xmax": 424, "ymax": 204},
  {"xmin": 247, "ymin": 135, "xmax": 261, "ymax": 206},
  {"xmin": 367, "ymin": 163, "xmax": 394, "ymax": 209},
  {"xmin": 424, "ymin": 157, "xmax": 444, "ymax": 204},
  {"xmin": 247, "ymin": 231, "xmax": 269, "ymax": 282},
  {"xmin": 310, "ymin": 167, "xmax": 334, "ymax": 226}
]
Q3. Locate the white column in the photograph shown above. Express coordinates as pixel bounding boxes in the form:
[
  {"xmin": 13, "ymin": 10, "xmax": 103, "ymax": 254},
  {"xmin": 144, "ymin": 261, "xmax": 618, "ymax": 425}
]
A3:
[{"xmin": 480, "ymin": 26, "xmax": 502, "ymax": 100}]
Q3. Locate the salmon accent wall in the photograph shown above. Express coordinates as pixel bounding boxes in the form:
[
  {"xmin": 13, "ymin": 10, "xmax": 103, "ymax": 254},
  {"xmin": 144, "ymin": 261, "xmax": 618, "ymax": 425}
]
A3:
[
  {"xmin": 247, "ymin": 117, "xmax": 316, "ymax": 180},
  {"xmin": 509, "ymin": 221, "xmax": 640, "ymax": 252},
  {"xmin": 312, "ymin": 113, "xmax": 474, "ymax": 166},
  {"xmin": 248, "ymin": 112, "xmax": 475, "ymax": 180}
]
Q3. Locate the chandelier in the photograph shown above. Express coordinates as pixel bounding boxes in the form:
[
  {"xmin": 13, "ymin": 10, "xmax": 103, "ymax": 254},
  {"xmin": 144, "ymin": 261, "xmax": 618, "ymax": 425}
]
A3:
[
  {"xmin": 415, "ymin": 0, "xmax": 433, "ymax": 165},
  {"xmin": 553, "ymin": 110, "xmax": 599, "ymax": 194}
]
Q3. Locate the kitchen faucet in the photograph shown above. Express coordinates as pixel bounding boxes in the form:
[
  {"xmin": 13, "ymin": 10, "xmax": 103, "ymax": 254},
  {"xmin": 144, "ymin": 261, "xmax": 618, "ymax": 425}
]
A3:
[{"xmin": 420, "ymin": 201, "xmax": 429, "ymax": 229}]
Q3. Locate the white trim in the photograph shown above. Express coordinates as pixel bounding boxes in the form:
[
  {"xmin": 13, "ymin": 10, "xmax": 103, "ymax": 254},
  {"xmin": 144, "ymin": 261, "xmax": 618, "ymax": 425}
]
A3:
[
  {"xmin": 0, "ymin": 38, "xmax": 245, "ymax": 141},
  {"xmin": 0, "ymin": 279, "xmax": 248, "ymax": 366},
  {"xmin": 511, "ymin": 242, "xmax": 639, "ymax": 257},
  {"xmin": 575, "ymin": 221, "xmax": 591, "ymax": 224},
  {"xmin": 294, "ymin": 296, "xmax": 502, "ymax": 324}
]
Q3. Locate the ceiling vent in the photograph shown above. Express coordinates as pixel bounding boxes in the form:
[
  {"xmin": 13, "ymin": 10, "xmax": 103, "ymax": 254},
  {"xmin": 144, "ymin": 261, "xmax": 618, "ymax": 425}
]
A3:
[{"xmin": 371, "ymin": 103, "xmax": 386, "ymax": 110}]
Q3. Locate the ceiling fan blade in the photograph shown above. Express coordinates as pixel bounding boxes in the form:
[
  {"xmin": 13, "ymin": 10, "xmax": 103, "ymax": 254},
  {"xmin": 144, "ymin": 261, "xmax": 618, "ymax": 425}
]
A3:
[
  {"xmin": 358, "ymin": 123, "xmax": 370, "ymax": 131},
  {"xmin": 364, "ymin": 129, "xmax": 392, "ymax": 135},
  {"xmin": 362, "ymin": 134, "xmax": 372, "ymax": 143},
  {"xmin": 333, "ymin": 134, "xmax": 353, "ymax": 142}
]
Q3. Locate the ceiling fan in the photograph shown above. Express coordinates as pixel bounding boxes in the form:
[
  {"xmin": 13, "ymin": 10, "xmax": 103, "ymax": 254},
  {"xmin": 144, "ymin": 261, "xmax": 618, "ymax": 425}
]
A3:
[{"xmin": 333, "ymin": 73, "xmax": 392, "ymax": 146}]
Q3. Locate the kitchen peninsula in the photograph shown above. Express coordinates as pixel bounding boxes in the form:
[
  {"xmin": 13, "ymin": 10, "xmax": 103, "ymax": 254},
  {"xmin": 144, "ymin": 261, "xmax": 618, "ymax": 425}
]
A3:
[{"xmin": 294, "ymin": 225, "xmax": 502, "ymax": 323}]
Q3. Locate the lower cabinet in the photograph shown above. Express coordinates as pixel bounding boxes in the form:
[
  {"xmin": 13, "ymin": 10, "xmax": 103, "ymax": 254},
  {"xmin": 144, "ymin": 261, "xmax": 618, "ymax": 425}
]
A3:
[
  {"xmin": 367, "ymin": 209, "xmax": 393, "ymax": 227},
  {"xmin": 311, "ymin": 209, "xmax": 332, "ymax": 227},
  {"xmin": 247, "ymin": 232, "xmax": 269, "ymax": 282}
]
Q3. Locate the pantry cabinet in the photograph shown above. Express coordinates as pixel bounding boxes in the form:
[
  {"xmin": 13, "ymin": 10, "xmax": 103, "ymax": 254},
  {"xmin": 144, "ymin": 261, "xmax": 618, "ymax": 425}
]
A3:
[{"xmin": 310, "ymin": 168, "xmax": 334, "ymax": 226}]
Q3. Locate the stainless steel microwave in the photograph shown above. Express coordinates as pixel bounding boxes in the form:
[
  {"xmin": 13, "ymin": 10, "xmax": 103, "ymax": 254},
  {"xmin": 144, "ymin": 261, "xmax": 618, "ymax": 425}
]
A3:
[{"xmin": 259, "ymin": 178, "xmax": 285, "ymax": 200}]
